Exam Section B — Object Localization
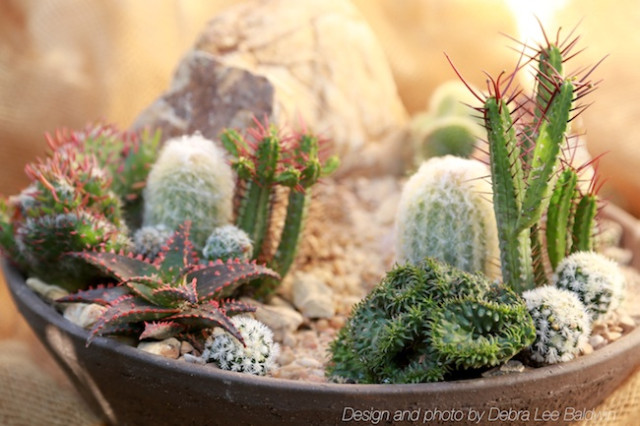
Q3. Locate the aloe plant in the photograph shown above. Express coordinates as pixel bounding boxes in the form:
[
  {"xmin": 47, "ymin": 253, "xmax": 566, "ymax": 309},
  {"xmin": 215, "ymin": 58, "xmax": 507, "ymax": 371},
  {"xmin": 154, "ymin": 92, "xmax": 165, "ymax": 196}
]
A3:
[{"xmin": 58, "ymin": 222, "xmax": 279, "ymax": 345}]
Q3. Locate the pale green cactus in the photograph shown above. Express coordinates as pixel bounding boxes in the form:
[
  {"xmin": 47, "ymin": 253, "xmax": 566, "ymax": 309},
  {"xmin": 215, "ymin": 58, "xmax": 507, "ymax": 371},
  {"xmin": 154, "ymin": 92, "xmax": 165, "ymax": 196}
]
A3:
[
  {"xmin": 202, "ymin": 225, "xmax": 253, "ymax": 262},
  {"xmin": 133, "ymin": 224, "xmax": 173, "ymax": 260},
  {"xmin": 522, "ymin": 286, "xmax": 591, "ymax": 364},
  {"xmin": 143, "ymin": 134, "xmax": 234, "ymax": 248},
  {"xmin": 553, "ymin": 251, "xmax": 626, "ymax": 322},
  {"xmin": 395, "ymin": 155, "xmax": 500, "ymax": 279},
  {"xmin": 204, "ymin": 316, "xmax": 279, "ymax": 376}
]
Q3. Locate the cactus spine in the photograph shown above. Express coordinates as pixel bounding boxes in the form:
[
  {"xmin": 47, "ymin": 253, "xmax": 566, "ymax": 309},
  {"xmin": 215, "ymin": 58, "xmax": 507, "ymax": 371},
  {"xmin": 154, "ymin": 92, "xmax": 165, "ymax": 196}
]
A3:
[
  {"xmin": 143, "ymin": 134, "xmax": 234, "ymax": 248},
  {"xmin": 395, "ymin": 156, "xmax": 500, "ymax": 279}
]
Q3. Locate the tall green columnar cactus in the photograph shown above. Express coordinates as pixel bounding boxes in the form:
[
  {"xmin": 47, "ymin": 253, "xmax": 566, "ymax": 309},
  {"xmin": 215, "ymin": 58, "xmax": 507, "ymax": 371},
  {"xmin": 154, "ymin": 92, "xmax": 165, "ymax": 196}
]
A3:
[
  {"xmin": 143, "ymin": 133, "xmax": 235, "ymax": 249},
  {"xmin": 395, "ymin": 155, "xmax": 500, "ymax": 279},
  {"xmin": 327, "ymin": 258, "xmax": 535, "ymax": 384},
  {"xmin": 0, "ymin": 152, "xmax": 129, "ymax": 291},
  {"xmin": 449, "ymin": 29, "xmax": 599, "ymax": 292},
  {"xmin": 221, "ymin": 120, "xmax": 338, "ymax": 295}
]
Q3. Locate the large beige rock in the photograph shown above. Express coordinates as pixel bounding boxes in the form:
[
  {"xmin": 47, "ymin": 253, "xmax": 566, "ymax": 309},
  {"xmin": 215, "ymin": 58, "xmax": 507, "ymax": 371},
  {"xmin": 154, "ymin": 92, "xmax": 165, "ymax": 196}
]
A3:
[{"xmin": 133, "ymin": 0, "xmax": 408, "ymax": 176}]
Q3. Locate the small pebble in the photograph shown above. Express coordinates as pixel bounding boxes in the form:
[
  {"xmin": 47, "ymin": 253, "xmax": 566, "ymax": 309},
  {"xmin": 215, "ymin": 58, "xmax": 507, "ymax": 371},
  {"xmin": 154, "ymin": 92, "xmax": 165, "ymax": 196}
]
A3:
[
  {"xmin": 581, "ymin": 343, "xmax": 594, "ymax": 355},
  {"xmin": 180, "ymin": 341, "xmax": 194, "ymax": 355},
  {"xmin": 618, "ymin": 314, "xmax": 636, "ymax": 333},
  {"xmin": 589, "ymin": 335, "xmax": 607, "ymax": 350},
  {"xmin": 604, "ymin": 331, "xmax": 623, "ymax": 342},
  {"xmin": 138, "ymin": 338, "xmax": 181, "ymax": 359}
]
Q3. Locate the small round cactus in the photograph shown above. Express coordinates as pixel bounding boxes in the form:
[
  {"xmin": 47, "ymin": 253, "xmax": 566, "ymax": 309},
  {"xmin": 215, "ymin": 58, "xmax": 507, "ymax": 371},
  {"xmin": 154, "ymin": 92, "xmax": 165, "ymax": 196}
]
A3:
[
  {"xmin": 204, "ymin": 316, "xmax": 279, "ymax": 376},
  {"xmin": 202, "ymin": 225, "xmax": 253, "ymax": 262},
  {"xmin": 133, "ymin": 224, "xmax": 173, "ymax": 260},
  {"xmin": 143, "ymin": 133, "xmax": 234, "ymax": 248},
  {"xmin": 522, "ymin": 286, "xmax": 591, "ymax": 364},
  {"xmin": 552, "ymin": 251, "xmax": 626, "ymax": 322},
  {"xmin": 395, "ymin": 155, "xmax": 500, "ymax": 279}
]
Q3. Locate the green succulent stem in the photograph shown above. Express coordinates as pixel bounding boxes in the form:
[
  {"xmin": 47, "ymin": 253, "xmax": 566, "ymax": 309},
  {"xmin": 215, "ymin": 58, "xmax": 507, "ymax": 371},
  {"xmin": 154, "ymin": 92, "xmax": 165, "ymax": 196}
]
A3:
[
  {"xmin": 571, "ymin": 194, "xmax": 598, "ymax": 253},
  {"xmin": 546, "ymin": 169, "xmax": 578, "ymax": 269}
]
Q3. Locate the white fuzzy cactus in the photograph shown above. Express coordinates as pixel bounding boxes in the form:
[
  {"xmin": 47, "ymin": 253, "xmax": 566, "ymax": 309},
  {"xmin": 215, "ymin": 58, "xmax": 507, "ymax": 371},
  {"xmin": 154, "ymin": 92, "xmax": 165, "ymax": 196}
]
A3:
[
  {"xmin": 202, "ymin": 225, "xmax": 253, "ymax": 262},
  {"xmin": 523, "ymin": 286, "xmax": 591, "ymax": 365},
  {"xmin": 143, "ymin": 134, "xmax": 234, "ymax": 248},
  {"xmin": 553, "ymin": 251, "xmax": 626, "ymax": 322},
  {"xmin": 204, "ymin": 316, "xmax": 279, "ymax": 376},
  {"xmin": 395, "ymin": 155, "xmax": 500, "ymax": 279},
  {"xmin": 133, "ymin": 224, "xmax": 173, "ymax": 259}
]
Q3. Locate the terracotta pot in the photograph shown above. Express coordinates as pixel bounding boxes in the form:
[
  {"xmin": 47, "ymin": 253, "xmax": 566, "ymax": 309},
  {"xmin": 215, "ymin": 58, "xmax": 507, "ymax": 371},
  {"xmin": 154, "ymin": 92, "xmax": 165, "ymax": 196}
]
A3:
[{"xmin": 3, "ymin": 205, "xmax": 640, "ymax": 426}]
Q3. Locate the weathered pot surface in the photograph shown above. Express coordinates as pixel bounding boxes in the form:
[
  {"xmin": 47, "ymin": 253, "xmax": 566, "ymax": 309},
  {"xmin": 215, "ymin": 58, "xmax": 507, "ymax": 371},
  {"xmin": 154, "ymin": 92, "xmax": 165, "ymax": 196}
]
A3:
[{"xmin": 3, "ymin": 204, "xmax": 640, "ymax": 426}]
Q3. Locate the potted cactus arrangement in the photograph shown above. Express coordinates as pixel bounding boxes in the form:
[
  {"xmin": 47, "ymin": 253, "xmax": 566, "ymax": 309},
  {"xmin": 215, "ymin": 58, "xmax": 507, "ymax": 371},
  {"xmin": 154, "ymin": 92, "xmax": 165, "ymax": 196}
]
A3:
[{"xmin": 1, "ymin": 24, "xmax": 640, "ymax": 426}]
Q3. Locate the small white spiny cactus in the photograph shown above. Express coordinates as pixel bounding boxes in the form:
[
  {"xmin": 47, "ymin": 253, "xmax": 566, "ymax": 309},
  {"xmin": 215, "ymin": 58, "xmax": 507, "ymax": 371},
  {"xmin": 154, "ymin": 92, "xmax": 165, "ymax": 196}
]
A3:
[
  {"xmin": 204, "ymin": 316, "xmax": 279, "ymax": 376},
  {"xmin": 522, "ymin": 286, "xmax": 591, "ymax": 365},
  {"xmin": 395, "ymin": 155, "xmax": 500, "ymax": 279},
  {"xmin": 133, "ymin": 224, "xmax": 173, "ymax": 259},
  {"xmin": 552, "ymin": 251, "xmax": 626, "ymax": 322},
  {"xmin": 143, "ymin": 133, "xmax": 234, "ymax": 248},
  {"xmin": 202, "ymin": 225, "xmax": 253, "ymax": 262}
]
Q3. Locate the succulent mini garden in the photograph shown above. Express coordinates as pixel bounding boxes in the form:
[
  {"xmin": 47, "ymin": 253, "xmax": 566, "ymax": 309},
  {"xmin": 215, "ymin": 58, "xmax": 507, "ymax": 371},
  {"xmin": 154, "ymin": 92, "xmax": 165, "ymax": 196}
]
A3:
[{"xmin": 0, "ymin": 27, "xmax": 637, "ymax": 385}]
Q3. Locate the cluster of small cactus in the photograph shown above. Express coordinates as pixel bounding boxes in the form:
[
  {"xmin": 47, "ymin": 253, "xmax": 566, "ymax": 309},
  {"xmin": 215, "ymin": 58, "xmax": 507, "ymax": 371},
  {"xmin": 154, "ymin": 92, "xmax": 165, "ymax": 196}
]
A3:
[
  {"xmin": 133, "ymin": 224, "xmax": 173, "ymax": 260},
  {"xmin": 327, "ymin": 258, "xmax": 535, "ymax": 384},
  {"xmin": 553, "ymin": 251, "xmax": 626, "ymax": 322},
  {"xmin": 203, "ymin": 316, "xmax": 279, "ymax": 376},
  {"xmin": 57, "ymin": 222, "xmax": 279, "ymax": 345},
  {"xmin": 522, "ymin": 286, "xmax": 591, "ymax": 364},
  {"xmin": 202, "ymin": 225, "xmax": 253, "ymax": 262},
  {"xmin": 142, "ymin": 133, "xmax": 235, "ymax": 249},
  {"xmin": 221, "ymin": 119, "xmax": 339, "ymax": 296},
  {"xmin": 395, "ymin": 155, "xmax": 500, "ymax": 279},
  {"xmin": 409, "ymin": 81, "xmax": 485, "ymax": 162}
]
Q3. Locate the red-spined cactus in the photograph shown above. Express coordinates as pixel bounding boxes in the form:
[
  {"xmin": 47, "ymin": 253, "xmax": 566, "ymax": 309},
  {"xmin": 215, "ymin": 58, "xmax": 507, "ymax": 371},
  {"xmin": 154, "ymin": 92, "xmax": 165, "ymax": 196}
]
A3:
[
  {"xmin": 58, "ymin": 222, "xmax": 280, "ymax": 345},
  {"xmin": 45, "ymin": 122, "xmax": 161, "ymax": 228},
  {"xmin": 3, "ymin": 151, "xmax": 129, "ymax": 290},
  {"xmin": 221, "ymin": 119, "xmax": 338, "ymax": 297}
]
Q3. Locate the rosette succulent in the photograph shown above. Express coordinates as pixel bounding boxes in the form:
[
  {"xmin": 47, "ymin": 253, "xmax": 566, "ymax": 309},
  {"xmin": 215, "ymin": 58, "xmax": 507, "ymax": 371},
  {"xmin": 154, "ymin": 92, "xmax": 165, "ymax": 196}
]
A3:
[{"xmin": 58, "ymin": 222, "xmax": 279, "ymax": 344}]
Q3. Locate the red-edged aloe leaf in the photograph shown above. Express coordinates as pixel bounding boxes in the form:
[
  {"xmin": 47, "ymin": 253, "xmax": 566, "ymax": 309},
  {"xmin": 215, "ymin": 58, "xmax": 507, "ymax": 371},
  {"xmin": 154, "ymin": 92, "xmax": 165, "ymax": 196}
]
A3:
[
  {"xmin": 57, "ymin": 285, "xmax": 129, "ymax": 306},
  {"xmin": 126, "ymin": 282, "xmax": 157, "ymax": 303},
  {"xmin": 155, "ymin": 222, "xmax": 198, "ymax": 279},
  {"xmin": 87, "ymin": 295, "xmax": 180, "ymax": 344},
  {"xmin": 187, "ymin": 259, "xmax": 280, "ymax": 301},
  {"xmin": 151, "ymin": 279, "xmax": 198, "ymax": 306},
  {"xmin": 71, "ymin": 251, "xmax": 158, "ymax": 282},
  {"xmin": 140, "ymin": 321, "xmax": 185, "ymax": 340},
  {"xmin": 221, "ymin": 299, "xmax": 257, "ymax": 316},
  {"xmin": 86, "ymin": 321, "xmax": 143, "ymax": 345},
  {"xmin": 169, "ymin": 301, "xmax": 244, "ymax": 345}
]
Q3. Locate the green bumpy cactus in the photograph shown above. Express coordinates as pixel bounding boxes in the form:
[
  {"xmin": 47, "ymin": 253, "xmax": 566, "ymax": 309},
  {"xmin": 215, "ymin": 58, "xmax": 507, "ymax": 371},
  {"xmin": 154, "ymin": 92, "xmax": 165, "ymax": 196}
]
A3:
[
  {"xmin": 202, "ymin": 225, "xmax": 253, "ymax": 262},
  {"xmin": 327, "ymin": 258, "xmax": 535, "ymax": 384},
  {"xmin": 203, "ymin": 316, "xmax": 279, "ymax": 376},
  {"xmin": 143, "ymin": 133, "xmax": 235, "ymax": 249},
  {"xmin": 522, "ymin": 286, "xmax": 591, "ymax": 364},
  {"xmin": 222, "ymin": 120, "xmax": 338, "ymax": 297},
  {"xmin": 1, "ymin": 151, "xmax": 129, "ymax": 291},
  {"xmin": 553, "ymin": 251, "xmax": 626, "ymax": 322},
  {"xmin": 395, "ymin": 155, "xmax": 500, "ymax": 280},
  {"xmin": 448, "ymin": 28, "xmax": 601, "ymax": 292}
]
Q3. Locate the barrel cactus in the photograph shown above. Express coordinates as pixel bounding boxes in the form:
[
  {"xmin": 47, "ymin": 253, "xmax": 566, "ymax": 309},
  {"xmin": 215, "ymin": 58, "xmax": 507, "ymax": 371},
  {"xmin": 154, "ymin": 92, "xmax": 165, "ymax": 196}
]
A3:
[
  {"xmin": 552, "ymin": 251, "xmax": 626, "ymax": 322},
  {"xmin": 133, "ymin": 224, "xmax": 173, "ymax": 260},
  {"xmin": 395, "ymin": 155, "xmax": 500, "ymax": 279},
  {"xmin": 203, "ymin": 316, "xmax": 279, "ymax": 376},
  {"xmin": 522, "ymin": 286, "xmax": 591, "ymax": 364},
  {"xmin": 143, "ymin": 133, "xmax": 234, "ymax": 249}
]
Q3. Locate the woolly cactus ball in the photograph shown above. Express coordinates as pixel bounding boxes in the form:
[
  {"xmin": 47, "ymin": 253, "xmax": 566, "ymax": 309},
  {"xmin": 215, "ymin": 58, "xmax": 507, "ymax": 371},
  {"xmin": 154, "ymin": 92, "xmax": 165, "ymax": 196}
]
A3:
[
  {"xmin": 133, "ymin": 224, "xmax": 173, "ymax": 260},
  {"xmin": 202, "ymin": 225, "xmax": 253, "ymax": 262},
  {"xmin": 553, "ymin": 251, "xmax": 626, "ymax": 322},
  {"xmin": 523, "ymin": 286, "xmax": 591, "ymax": 365},
  {"xmin": 395, "ymin": 155, "xmax": 500, "ymax": 279},
  {"xmin": 204, "ymin": 316, "xmax": 279, "ymax": 376},
  {"xmin": 143, "ymin": 134, "xmax": 234, "ymax": 248}
]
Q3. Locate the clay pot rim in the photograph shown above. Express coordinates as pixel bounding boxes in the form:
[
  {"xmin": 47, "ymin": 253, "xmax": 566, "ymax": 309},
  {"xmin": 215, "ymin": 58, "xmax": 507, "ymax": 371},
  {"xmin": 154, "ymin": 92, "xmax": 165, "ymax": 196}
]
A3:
[{"xmin": 4, "ymin": 252, "xmax": 640, "ymax": 396}]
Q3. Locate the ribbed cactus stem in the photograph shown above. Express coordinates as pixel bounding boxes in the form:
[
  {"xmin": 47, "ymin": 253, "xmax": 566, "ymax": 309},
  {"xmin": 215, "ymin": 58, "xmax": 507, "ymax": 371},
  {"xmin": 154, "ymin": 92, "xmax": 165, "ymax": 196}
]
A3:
[
  {"xmin": 571, "ymin": 194, "xmax": 598, "ymax": 253},
  {"xmin": 547, "ymin": 169, "xmax": 578, "ymax": 269}
]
